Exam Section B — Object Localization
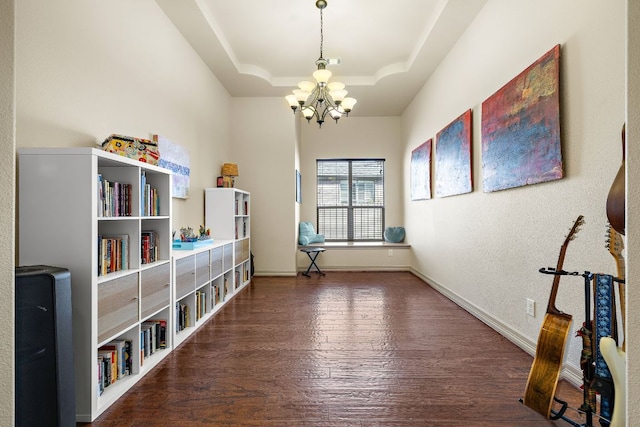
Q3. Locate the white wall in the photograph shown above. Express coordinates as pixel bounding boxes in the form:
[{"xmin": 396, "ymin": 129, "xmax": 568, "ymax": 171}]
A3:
[
  {"xmin": 0, "ymin": 1, "xmax": 15, "ymax": 424},
  {"xmin": 15, "ymin": 0, "xmax": 232, "ymax": 229},
  {"xmin": 296, "ymin": 246, "xmax": 411, "ymax": 272},
  {"xmin": 402, "ymin": 0, "xmax": 625, "ymax": 382},
  {"xmin": 298, "ymin": 117, "xmax": 405, "ymax": 270},
  {"xmin": 230, "ymin": 97, "xmax": 298, "ymax": 275}
]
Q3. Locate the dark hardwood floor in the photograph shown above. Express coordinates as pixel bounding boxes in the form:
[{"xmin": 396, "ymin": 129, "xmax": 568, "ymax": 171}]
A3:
[{"xmin": 83, "ymin": 271, "xmax": 586, "ymax": 426}]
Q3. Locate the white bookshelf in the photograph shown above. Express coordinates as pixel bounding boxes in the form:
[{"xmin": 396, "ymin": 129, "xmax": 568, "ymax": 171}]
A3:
[
  {"xmin": 171, "ymin": 240, "xmax": 235, "ymax": 347},
  {"xmin": 204, "ymin": 188, "xmax": 251, "ymax": 289},
  {"xmin": 18, "ymin": 147, "xmax": 173, "ymax": 422}
]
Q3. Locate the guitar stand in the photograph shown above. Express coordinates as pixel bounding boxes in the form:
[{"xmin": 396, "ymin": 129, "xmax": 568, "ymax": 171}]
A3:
[{"xmin": 525, "ymin": 268, "xmax": 597, "ymax": 427}]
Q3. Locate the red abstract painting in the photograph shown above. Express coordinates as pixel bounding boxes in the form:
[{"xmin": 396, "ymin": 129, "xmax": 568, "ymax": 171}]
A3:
[{"xmin": 481, "ymin": 45, "xmax": 563, "ymax": 193}]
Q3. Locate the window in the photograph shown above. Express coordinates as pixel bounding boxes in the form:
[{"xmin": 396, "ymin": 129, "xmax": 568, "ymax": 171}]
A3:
[{"xmin": 316, "ymin": 159, "xmax": 385, "ymax": 241}]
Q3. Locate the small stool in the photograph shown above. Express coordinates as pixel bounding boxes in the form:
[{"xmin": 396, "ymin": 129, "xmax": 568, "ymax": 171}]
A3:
[{"xmin": 300, "ymin": 247, "xmax": 325, "ymax": 277}]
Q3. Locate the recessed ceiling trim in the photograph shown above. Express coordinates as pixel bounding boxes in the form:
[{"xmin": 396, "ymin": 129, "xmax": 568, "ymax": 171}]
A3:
[
  {"xmin": 194, "ymin": 0, "xmax": 276, "ymax": 83},
  {"xmin": 156, "ymin": 0, "xmax": 489, "ymax": 116}
]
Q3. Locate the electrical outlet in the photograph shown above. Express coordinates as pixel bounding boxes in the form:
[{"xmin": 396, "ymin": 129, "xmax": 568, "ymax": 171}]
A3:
[
  {"xmin": 388, "ymin": 249, "xmax": 393, "ymax": 257},
  {"xmin": 526, "ymin": 298, "xmax": 535, "ymax": 317}
]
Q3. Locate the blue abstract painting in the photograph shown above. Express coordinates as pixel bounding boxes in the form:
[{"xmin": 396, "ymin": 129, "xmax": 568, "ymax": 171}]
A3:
[
  {"xmin": 481, "ymin": 45, "xmax": 563, "ymax": 193},
  {"xmin": 435, "ymin": 109, "xmax": 473, "ymax": 197},
  {"xmin": 410, "ymin": 139, "xmax": 432, "ymax": 201}
]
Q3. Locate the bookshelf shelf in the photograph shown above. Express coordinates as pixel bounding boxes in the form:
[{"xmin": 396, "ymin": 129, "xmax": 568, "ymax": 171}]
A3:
[{"xmin": 18, "ymin": 147, "xmax": 173, "ymax": 422}]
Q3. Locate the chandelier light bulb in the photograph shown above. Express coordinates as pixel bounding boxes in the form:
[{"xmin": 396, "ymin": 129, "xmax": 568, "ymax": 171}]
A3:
[
  {"xmin": 313, "ymin": 69, "xmax": 332, "ymax": 85},
  {"xmin": 285, "ymin": 95, "xmax": 298, "ymax": 109},
  {"xmin": 341, "ymin": 97, "xmax": 357, "ymax": 112},
  {"xmin": 293, "ymin": 89, "xmax": 311, "ymax": 103},
  {"xmin": 329, "ymin": 89, "xmax": 348, "ymax": 103},
  {"xmin": 298, "ymin": 81, "xmax": 316, "ymax": 92},
  {"xmin": 327, "ymin": 81, "xmax": 345, "ymax": 91},
  {"xmin": 302, "ymin": 106, "xmax": 316, "ymax": 120}
]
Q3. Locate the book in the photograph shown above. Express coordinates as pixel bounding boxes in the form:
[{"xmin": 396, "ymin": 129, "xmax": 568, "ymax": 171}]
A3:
[
  {"xmin": 97, "ymin": 356, "xmax": 104, "ymax": 396},
  {"xmin": 97, "ymin": 174, "xmax": 104, "ymax": 218},
  {"xmin": 124, "ymin": 340, "xmax": 132, "ymax": 375},
  {"xmin": 140, "ymin": 171, "xmax": 146, "ymax": 216}
]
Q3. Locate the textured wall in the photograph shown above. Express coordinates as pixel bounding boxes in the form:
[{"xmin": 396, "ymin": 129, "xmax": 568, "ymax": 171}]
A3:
[
  {"xmin": 402, "ymin": 0, "xmax": 625, "ymax": 382},
  {"xmin": 16, "ymin": 0, "xmax": 231, "ymax": 230}
]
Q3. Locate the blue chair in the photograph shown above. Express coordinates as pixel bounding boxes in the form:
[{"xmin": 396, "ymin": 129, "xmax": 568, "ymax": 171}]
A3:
[{"xmin": 299, "ymin": 222, "xmax": 325, "ymax": 245}]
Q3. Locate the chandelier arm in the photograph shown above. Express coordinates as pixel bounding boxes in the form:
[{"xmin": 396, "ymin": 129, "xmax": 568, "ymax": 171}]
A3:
[{"xmin": 306, "ymin": 88, "xmax": 322, "ymax": 106}]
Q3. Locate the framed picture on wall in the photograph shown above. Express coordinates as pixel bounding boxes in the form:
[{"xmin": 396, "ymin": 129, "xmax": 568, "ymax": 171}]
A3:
[
  {"xmin": 296, "ymin": 169, "xmax": 302, "ymax": 203},
  {"xmin": 153, "ymin": 134, "xmax": 191, "ymax": 199},
  {"xmin": 410, "ymin": 139, "xmax": 432, "ymax": 201},
  {"xmin": 481, "ymin": 44, "xmax": 563, "ymax": 192},
  {"xmin": 435, "ymin": 109, "xmax": 473, "ymax": 198}
]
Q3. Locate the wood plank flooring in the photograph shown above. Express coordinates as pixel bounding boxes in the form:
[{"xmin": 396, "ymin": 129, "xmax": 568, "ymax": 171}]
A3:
[{"xmin": 82, "ymin": 272, "xmax": 586, "ymax": 426}]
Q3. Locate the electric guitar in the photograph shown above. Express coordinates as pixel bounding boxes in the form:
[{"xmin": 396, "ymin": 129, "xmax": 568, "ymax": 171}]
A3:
[
  {"xmin": 607, "ymin": 224, "xmax": 626, "ymax": 351},
  {"xmin": 523, "ymin": 215, "xmax": 584, "ymax": 418},
  {"xmin": 600, "ymin": 225, "xmax": 626, "ymax": 427}
]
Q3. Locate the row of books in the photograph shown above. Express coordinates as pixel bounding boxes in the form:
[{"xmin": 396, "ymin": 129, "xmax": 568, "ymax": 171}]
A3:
[
  {"xmin": 234, "ymin": 199, "xmax": 249, "ymax": 216},
  {"xmin": 98, "ymin": 234, "xmax": 129, "ymax": 276},
  {"xmin": 141, "ymin": 319, "xmax": 167, "ymax": 365},
  {"xmin": 176, "ymin": 302, "xmax": 190, "ymax": 332},
  {"xmin": 98, "ymin": 175, "xmax": 133, "ymax": 217},
  {"xmin": 97, "ymin": 339, "xmax": 132, "ymax": 396},
  {"xmin": 96, "ymin": 172, "xmax": 161, "ymax": 217},
  {"xmin": 141, "ymin": 230, "xmax": 159, "ymax": 264},
  {"xmin": 140, "ymin": 171, "xmax": 160, "ymax": 216}
]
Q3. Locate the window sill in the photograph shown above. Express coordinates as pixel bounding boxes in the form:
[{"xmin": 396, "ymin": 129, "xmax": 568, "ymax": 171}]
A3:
[{"xmin": 299, "ymin": 241, "xmax": 410, "ymax": 249}]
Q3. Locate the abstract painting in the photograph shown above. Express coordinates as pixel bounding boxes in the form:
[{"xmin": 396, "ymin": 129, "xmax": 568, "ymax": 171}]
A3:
[
  {"xmin": 295, "ymin": 169, "xmax": 302, "ymax": 203},
  {"xmin": 435, "ymin": 109, "xmax": 473, "ymax": 197},
  {"xmin": 410, "ymin": 139, "xmax": 432, "ymax": 201},
  {"xmin": 153, "ymin": 134, "xmax": 191, "ymax": 199},
  {"xmin": 481, "ymin": 44, "xmax": 563, "ymax": 193}
]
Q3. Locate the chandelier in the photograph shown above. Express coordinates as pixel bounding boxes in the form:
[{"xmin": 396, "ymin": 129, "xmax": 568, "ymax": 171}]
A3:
[{"xmin": 285, "ymin": 0, "xmax": 357, "ymax": 127}]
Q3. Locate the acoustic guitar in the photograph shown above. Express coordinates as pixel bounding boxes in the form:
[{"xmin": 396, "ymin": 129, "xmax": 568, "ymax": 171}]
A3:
[
  {"xmin": 523, "ymin": 215, "xmax": 584, "ymax": 418},
  {"xmin": 606, "ymin": 124, "xmax": 625, "ymax": 236},
  {"xmin": 600, "ymin": 225, "xmax": 626, "ymax": 427}
]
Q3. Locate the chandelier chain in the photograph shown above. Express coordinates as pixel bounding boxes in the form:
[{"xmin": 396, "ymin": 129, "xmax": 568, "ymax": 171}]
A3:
[{"xmin": 319, "ymin": 8, "xmax": 324, "ymax": 59}]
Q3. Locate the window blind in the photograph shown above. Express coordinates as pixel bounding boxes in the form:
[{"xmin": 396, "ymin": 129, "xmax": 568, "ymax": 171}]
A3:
[{"xmin": 317, "ymin": 159, "xmax": 385, "ymax": 241}]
